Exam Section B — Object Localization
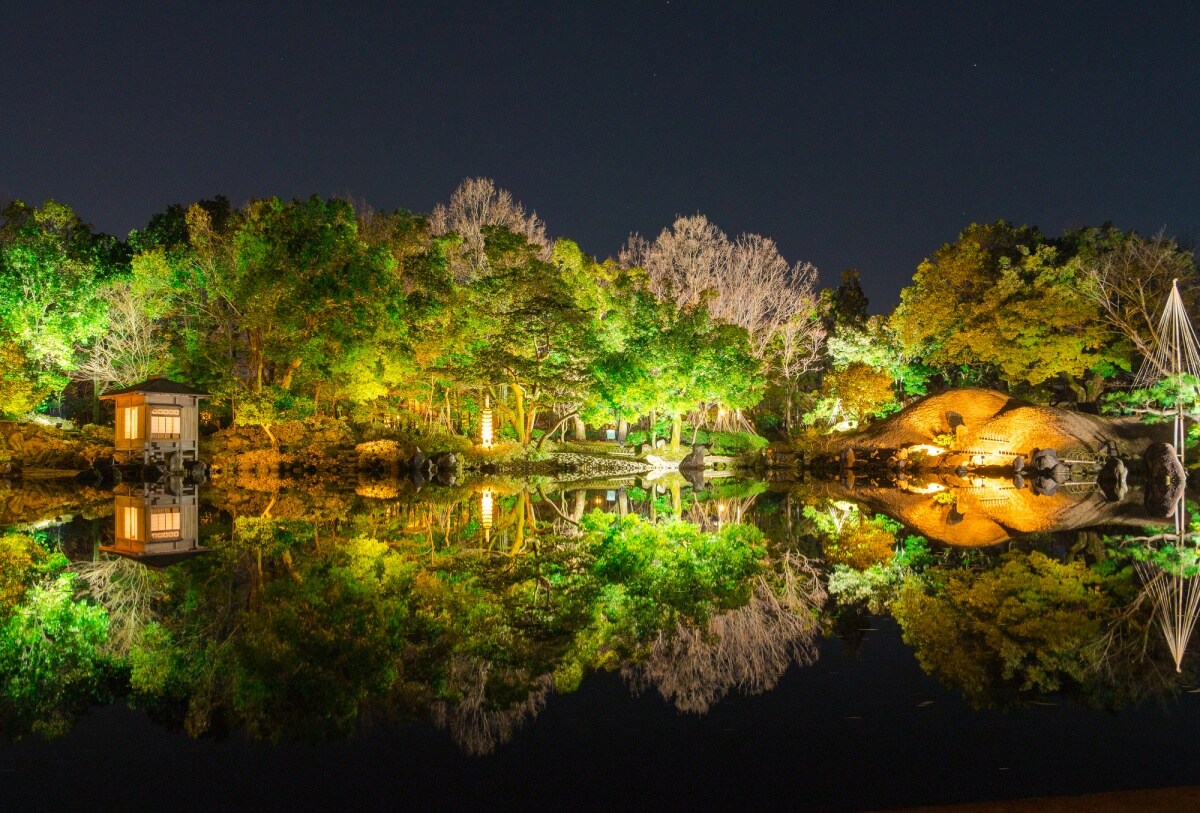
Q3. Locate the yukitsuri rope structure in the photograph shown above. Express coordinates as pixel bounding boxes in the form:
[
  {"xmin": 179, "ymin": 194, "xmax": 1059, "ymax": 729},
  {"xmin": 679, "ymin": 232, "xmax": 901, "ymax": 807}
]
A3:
[
  {"xmin": 1133, "ymin": 280, "xmax": 1200, "ymax": 671},
  {"xmin": 1133, "ymin": 279, "xmax": 1200, "ymax": 465},
  {"xmin": 1136, "ymin": 561, "xmax": 1200, "ymax": 673}
]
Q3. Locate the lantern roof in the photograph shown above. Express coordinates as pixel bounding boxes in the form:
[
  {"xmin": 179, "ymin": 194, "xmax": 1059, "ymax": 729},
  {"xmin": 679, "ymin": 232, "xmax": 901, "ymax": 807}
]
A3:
[{"xmin": 100, "ymin": 376, "xmax": 211, "ymax": 399}]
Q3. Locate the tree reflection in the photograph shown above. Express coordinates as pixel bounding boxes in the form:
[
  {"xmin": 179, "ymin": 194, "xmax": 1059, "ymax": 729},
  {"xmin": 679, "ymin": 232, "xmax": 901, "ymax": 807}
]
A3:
[
  {"xmin": 6, "ymin": 479, "xmax": 1200, "ymax": 752},
  {"xmin": 624, "ymin": 553, "xmax": 825, "ymax": 713}
]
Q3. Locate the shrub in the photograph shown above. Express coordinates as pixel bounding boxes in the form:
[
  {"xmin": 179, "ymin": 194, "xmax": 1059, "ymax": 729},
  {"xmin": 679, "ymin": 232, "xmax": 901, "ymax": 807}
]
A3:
[{"xmin": 355, "ymin": 439, "xmax": 404, "ymax": 465}]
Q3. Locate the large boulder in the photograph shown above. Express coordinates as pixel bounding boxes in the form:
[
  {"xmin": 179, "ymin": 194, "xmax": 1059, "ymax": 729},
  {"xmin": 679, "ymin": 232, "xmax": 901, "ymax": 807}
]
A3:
[
  {"xmin": 1030, "ymin": 448, "xmax": 1059, "ymax": 472},
  {"xmin": 679, "ymin": 444, "xmax": 707, "ymax": 472},
  {"xmin": 1144, "ymin": 442, "xmax": 1187, "ymax": 517},
  {"xmin": 1098, "ymin": 456, "xmax": 1129, "ymax": 502},
  {"xmin": 408, "ymin": 447, "xmax": 430, "ymax": 475},
  {"xmin": 431, "ymin": 451, "xmax": 459, "ymax": 471}
]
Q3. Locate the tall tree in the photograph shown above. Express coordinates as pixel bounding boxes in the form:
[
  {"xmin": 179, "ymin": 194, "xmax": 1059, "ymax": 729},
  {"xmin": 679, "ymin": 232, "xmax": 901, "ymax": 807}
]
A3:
[
  {"xmin": 623, "ymin": 215, "xmax": 823, "ymax": 367},
  {"xmin": 892, "ymin": 221, "xmax": 1124, "ymax": 400},
  {"xmin": 826, "ymin": 268, "xmax": 869, "ymax": 332},
  {"xmin": 429, "ymin": 178, "xmax": 550, "ymax": 282},
  {"xmin": 451, "ymin": 227, "xmax": 594, "ymax": 445},
  {"xmin": 0, "ymin": 201, "xmax": 124, "ymax": 412},
  {"xmin": 1078, "ymin": 228, "xmax": 1197, "ymax": 381}
]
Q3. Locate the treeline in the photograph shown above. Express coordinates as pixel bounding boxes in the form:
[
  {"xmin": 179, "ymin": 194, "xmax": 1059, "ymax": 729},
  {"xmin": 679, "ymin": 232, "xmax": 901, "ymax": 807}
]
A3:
[{"xmin": 0, "ymin": 179, "xmax": 1195, "ymax": 445}]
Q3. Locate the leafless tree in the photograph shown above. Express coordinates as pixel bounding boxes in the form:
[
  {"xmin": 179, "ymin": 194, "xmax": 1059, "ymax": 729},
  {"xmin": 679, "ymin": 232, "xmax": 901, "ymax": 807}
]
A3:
[
  {"xmin": 623, "ymin": 214, "xmax": 824, "ymax": 369},
  {"xmin": 1083, "ymin": 230, "xmax": 1198, "ymax": 378},
  {"xmin": 74, "ymin": 282, "xmax": 167, "ymax": 391},
  {"xmin": 430, "ymin": 177, "xmax": 551, "ymax": 281}
]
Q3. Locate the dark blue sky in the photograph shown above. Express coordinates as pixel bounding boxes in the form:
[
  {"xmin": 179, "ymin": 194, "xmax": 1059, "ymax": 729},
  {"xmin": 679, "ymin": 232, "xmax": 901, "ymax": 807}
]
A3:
[{"xmin": 3, "ymin": 1, "xmax": 1198, "ymax": 308}]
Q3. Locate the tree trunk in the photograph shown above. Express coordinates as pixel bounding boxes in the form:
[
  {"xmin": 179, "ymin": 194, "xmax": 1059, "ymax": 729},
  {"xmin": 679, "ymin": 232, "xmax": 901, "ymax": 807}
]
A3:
[
  {"xmin": 279, "ymin": 357, "xmax": 302, "ymax": 391},
  {"xmin": 92, "ymin": 378, "xmax": 100, "ymax": 425},
  {"xmin": 537, "ymin": 412, "xmax": 579, "ymax": 451},
  {"xmin": 513, "ymin": 383, "xmax": 527, "ymax": 445},
  {"xmin": 511, "ymin": 491, "xmax": 527, "ymax": 555},
  {"xmin": 526, "ymin": 407, "xmax": 538, "ymax": 446},
  {"xmin": 617, "ymin": 418, "xmax": 629, "ymax": 444},
  {"xmin": 1064, "ymin": 374, "xmax": 1087, "ymax": 404},
  {"xmin": 573, "ymin": 415, "xmax": 586, "ymax": 441},
  {"xmin": 671, "ymin": 414, "xmax": 682, "ymax": 452}
]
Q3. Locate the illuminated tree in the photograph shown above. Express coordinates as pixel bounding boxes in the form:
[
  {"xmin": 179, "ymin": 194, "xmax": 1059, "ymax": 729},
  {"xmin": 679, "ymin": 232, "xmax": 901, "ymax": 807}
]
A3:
[
  {"xmin": 1080, "ymin": 228, "xmax": 1198, "ymax": 380},
  {"xmin": 825, "ymin": 362, "xmax": 897, "ymax": 423},
  {"xmin": 624, "ymin": 553, "xmax": 824, "ymax": 713},
  {"xmin": 0, "ymin": 200, "xmax": 123, "ymax": 409},
  {"xmin": 892, "ymin": 551, "xmax": 1131, "ymax": 706},
  {"xmin": 651, "ymin": 307, "xmax": 763, "ymax": 450},
  {"xmin": 0, "ymin": 341, "xmax": 40, "ymax": 417},
  {"xmin": 892, "ymin": 221, "xmax": 1124, "ymax": 399},
  {"xmin": 430, "ymin": 177, "xmax": 550, "ymax": 281},
  {"xmin": 451, "ymin": 227, "xmax": 595, "ymax": 444},
  {"xmin": 0, "ymin": 566, "xmax": 114, "ymax": 738},
  {"xmin": 826, "ymin": 315, "xmax": 931, "ymax": 397},
  {"xmin": 73, "ymin": 282, "xmax": 168, "ymax": 393},
  {"xmin": 623, "ymin": 215, "xmax": 823, "ymax": 371}
]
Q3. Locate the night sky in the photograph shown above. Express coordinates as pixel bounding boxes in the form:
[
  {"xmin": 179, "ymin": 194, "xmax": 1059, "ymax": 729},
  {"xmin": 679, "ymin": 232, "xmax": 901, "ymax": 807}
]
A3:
[{"xmin": 3, "ymin": 1, "xmax": 1199, "ymax": 308}]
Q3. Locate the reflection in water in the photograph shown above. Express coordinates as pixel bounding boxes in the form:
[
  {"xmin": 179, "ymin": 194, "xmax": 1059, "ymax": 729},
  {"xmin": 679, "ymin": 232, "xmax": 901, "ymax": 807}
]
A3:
[
  {"xmin": 1138, "ymin": 563, "xmax": 1200, "ymax": 673},
  {"xmin": 104, "ymin": 481, "xmax": 208, "ymax": 564},
  {"xmin": 624, "ymin": 553, "xmax": 824, "ymax": 713},
  {"xmin": 1, "ymin": 472, "xmax": 1199, "ymax": 752},
  {"xmin": 833, "ymin": 473, "xmax": 1168, "ymax": 547}
]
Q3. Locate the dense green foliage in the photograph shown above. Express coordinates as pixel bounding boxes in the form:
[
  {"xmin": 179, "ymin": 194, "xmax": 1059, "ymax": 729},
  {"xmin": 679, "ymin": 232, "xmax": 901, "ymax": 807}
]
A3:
[
  {"xmin": 1, "ymin": 483, "xmax": 1198, "ymax": 747},
  {"xmin": 0, "ymin": 190, "xmax": 771, "ymax": 451},
  {"xmin": 1, "ymin": 186, "xmax": 1194, "ymax": 444},
  {"xmin": 0, "ymin": 533, "xmax": 118, "ymax": 737}
]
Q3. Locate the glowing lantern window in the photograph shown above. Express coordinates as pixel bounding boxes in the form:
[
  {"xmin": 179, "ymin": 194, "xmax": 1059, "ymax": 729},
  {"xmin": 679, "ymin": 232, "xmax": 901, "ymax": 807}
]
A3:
[
  {"xmin": 123, "ymin": 406, "xmax": 141, "ymax": 439},
  {"xmin": 150, "ymin": 507, "xmax": 182, "ymax": 539},
  {"xmin": 150, "ymin": 407, "xmax": 181, "ymax": 438},
  {"xmin": 121, "ymin": 506, "xmax": 140, "ymax": 539}
]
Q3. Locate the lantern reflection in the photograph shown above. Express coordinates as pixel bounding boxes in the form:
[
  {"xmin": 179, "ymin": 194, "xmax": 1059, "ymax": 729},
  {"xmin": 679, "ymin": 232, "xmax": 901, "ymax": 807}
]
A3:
[{"xmin": 481, "ymin": 488, "xmax": 494, "ymax": 544}]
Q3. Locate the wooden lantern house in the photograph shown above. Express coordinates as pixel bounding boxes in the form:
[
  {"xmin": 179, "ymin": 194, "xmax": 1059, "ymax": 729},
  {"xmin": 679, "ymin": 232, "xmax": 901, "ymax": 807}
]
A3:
[
  {"xmin": 101, "ymin": 377, "xmax": 210, "ymax": 468},
  {"xmin": 103, "ymin": 483, "xmax": 207, "ymax": 565}
]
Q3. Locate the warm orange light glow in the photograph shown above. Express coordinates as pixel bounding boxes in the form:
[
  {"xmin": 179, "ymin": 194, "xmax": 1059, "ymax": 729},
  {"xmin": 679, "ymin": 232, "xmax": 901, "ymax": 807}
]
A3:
[
  {"xmin": 481, "ymin": 489, "xmax": 494, "ymax": 544},
  {"xmin": 121, "ymin": 506, "xmax": 139, "ymax": 539},
  {"xmin": 481, "ymin": 489, "xmax": 494, "ymax": 527},
  {"xmin": 907, "ymin": 444, "xmax": 945, "ymax": 457},
  {"xmin": 480, "ymin": 396, "xmax": 493, "ymax": 448},
  {"xmin": 123, "ymin": 406, "xmax": 140, "ymax": 439}
]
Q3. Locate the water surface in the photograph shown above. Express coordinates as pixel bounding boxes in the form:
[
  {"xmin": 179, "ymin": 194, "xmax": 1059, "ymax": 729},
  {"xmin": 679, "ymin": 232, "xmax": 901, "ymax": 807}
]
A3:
[{"xmin": 2, "ymin": 472, "xmax": 1199, "ymax": 810}]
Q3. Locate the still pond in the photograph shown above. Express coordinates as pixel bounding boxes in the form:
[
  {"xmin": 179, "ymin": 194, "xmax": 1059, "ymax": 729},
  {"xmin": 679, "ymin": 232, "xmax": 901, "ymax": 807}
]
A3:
[{"xmin": 2, "ymin": 471, "xmax": 1200, "ymax": 810}]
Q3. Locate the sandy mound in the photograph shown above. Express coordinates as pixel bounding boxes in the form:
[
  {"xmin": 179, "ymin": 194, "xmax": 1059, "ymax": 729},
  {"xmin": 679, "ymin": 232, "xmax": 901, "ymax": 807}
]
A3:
[{"xmin": 834, "ymin": 388, "xmax": 1166, "ymax": 464}]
